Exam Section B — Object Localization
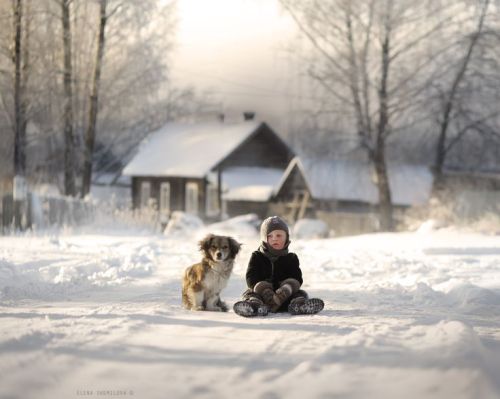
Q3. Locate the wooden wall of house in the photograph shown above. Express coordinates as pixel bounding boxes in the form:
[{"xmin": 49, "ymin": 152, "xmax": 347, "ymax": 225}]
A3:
[
  {"xmin": 275, "ymin": 165, "xmax": 309, "ymax": 201},
  {"xmin": 269, "ymin": 164, "xmax": 315, "ymax": 222},
  {"xmin": 332, "ymin": 200, "xmax": 374, "ymax": 214},
  {"xmin": 132, "ymin": 176, "xmax": 206, "ymax": 216},
  {"xmin": 226, "ymin": 200, "xmax": 269, "ymax": 220},
  {"xmin": 316, "ymin": 210, "xmax": 379, "ymax": 236},
  {"xmin": 0, "ymin": 177, "xmax": 12, "ymax": 222},
  {"xmin": 267, "ymin": 202, "xmax": 313, "ymax": 226},
  {"xmin": 218, "ymin": 124, "xmax": 293, "ymax": 170},
  {"xmin": 267, "ymin": 202, "xmax": 291, "ymax": 223},
  {"xmin": 131, "ymin": 177, "xmax": 139, "ymax": 208},
  {"xmin": 270, "ymin": 163, "xmax": 386, "ymax": 235}
]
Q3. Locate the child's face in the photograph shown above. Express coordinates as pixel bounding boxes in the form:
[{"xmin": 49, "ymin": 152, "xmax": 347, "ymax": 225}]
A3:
[{"xmin": 267, "ymin": 229, "xmax": 287, "ymax": 250}]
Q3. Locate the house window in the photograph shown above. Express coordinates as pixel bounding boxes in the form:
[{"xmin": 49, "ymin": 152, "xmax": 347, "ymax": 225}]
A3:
[
  {"xmin": 185, "ymin": 182, "xmax": 199, "ymax": 214},
  {"xmin": 140, "ymin": 181, "xmax": 151, "ymax": 208},
  {"xmin": 160, "ymin": 182, "xmax": 171, "ymax": 213},
  {"xmin": 206, "ymin": 183, "xmax": 219, "ymax": 217}
]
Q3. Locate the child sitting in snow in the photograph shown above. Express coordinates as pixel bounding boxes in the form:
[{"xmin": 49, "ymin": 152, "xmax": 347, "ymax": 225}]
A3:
[{"xmin": 233, "ymin": 216, "xmax": 324, "ymax": 317}]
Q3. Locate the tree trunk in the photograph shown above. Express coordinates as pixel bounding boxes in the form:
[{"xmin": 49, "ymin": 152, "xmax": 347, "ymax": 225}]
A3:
[
  {"xmin": 13, "ymin": 0, "xmax": 26, "ymax": 178},
  {"xmin": 373, "ymin": 141, "xmax": 393, "ymax": 231},
  {"xmin": 432, "ymin": 0, "xmax": 489, "ymax": 196},
  {"xmin": 81, "ymin": 0, "xmax": 107, "ymax": 198},
  {"xmin": 374, "ymin": 11, "xmax": 393, "ymax": 232},
  {"xmin": 62, "ymin": 0, "xmax": 76, "ymax": 197},
  {"xmin": 21, "ymin": 0, "xmax": 30, "ymax": 154},
  {"xmin": 432, "ymin": 107, "xmax": 449, "ymax": 194}
]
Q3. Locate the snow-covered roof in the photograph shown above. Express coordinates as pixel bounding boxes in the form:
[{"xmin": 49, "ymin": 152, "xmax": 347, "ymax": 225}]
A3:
[
  {"xmin": 122, "ymin": 120, "xmax": 261, "ymax": 178},
  {"xmin": 93, "ymin": 173, "xmax": 131, "ymax": 187},
  {"xmin": 222, "ymin": 167, "xmax": 284, "ymax": 201},
  {"xmin": 278, "ymin": 157, "xmax": 433, "ymax": 206}
]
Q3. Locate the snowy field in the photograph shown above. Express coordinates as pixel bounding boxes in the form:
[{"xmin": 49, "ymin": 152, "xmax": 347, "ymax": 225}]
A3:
[{"xmin": 1, "ymin": 219, "xmax": 500, "ymax": 399}]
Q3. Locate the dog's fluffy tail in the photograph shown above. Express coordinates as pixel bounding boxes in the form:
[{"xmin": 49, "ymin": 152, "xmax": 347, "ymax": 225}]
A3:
[{"xmin": 181, "ymin": 267, "xmax": 191, "ymax": 309}]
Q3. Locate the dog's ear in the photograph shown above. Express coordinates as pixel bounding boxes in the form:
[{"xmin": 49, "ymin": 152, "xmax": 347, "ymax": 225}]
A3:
[
  {"xmin": 199, "ymin": 234, "xmax": 214, "ymax": 255},
  {"xmin": 228, "ymin": 237, "xmax": 242, "ymax": 258}
]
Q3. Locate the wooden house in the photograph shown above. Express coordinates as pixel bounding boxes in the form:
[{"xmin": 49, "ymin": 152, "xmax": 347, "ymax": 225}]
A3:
[
  {"xmin": 122, "ymin": 116, "xmax": 295, "ymax": 221},
  {"xmin": 271, "ymin": 157, "xmax": 433, "ymax": 234}
]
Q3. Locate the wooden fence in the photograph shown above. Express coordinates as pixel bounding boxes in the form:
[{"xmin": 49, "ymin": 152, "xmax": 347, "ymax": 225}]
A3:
[{"xmin": 1, "ymin": 193, "xmax": 95, "ymax": 232}]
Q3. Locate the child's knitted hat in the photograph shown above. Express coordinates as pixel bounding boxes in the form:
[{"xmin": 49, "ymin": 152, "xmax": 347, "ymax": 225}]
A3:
[{"xmin": 260, "ymin": 216, "xmax": 289, "ymax": 243}]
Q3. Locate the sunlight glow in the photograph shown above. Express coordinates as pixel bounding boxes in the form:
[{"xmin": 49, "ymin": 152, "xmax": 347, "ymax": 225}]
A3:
[{"xmin": 172, "ymin": 0, "xmax": 297, "ymax": 116}]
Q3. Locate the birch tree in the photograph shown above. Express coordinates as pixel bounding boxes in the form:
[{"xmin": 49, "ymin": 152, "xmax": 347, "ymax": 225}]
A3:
[
  {"xmin": 61, "ymin": 0, "xmax": 76, "ymax": 196},
  {"xmin": 0, "ymin": 0, "xmax": 34, "ymax": 186},
  {"xmin": 12, "ymin": 0, "xmax": 26, "ymax": 179},
  {"xmin": 81, "ymin": 0, "xmax": 107, "ymax": 198},
  {"xmin": 0, "ymin": 0, "xmax": 183, "ymax": 197}
]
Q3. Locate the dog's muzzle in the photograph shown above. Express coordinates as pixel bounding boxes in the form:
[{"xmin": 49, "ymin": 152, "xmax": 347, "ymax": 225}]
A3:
[{"xmin": 216, "ymin": 252, "xmax": 222, "ymax": 259}]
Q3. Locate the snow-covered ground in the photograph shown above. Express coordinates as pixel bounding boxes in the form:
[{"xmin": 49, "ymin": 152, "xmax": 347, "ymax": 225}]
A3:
[{"xmin": 1, "ymin": 221, "xmax": 500, "ymax": 399}]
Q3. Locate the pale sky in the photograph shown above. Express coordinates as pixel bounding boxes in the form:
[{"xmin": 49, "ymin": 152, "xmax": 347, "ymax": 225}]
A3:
[{"xmin": 170, "ymin": 0, "xmax": 301, "ymax": 131}]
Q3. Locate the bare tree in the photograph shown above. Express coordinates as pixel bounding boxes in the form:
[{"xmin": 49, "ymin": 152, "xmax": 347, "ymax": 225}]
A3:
[
  {"xmin": 280, "ymin": 0, "xmax": 468, "ymax": 230},
  {"xmin": 1, "ymin": 0, "xmax": 184, "ymax": 200},
  {"xmin": 81, "ymin": 0, "xmax": 107, "ymax": 198},
  {"xmin": 12, "ymin": 0, "xmax": 25, "ymax": 179},
  {"xmin": 371, "ymin": 0, "xmax": 392, "ymax": 231},
  {"xmin": 61, "ymin": 0, "xmax": 76, "ymax": 196},
  {"xmin": 0, "ymin": 0, "xmax": 33, "ymax": 188},
  {"xmin": 432, "ymin": 0, "xmax": 491, "ymax": 194}
]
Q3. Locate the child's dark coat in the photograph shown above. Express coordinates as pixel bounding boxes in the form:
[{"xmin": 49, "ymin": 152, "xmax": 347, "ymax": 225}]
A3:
[{"xmin": 246, "ymin": 251, "xmax": 303, "ymax": 290}]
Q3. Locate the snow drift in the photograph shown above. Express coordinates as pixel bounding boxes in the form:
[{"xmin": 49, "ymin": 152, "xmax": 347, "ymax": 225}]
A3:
[{"xmin": 0, "ymin": 220, "xmax": 499, "ymax": 399}]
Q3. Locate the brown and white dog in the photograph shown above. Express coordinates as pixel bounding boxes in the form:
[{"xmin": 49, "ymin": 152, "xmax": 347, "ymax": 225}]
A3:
[{"xmin": 182, "ymin": 234, "xmax": 241, "ymax": 311}]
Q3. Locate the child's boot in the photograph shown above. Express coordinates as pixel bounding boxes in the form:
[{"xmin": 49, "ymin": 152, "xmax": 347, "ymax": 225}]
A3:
[
  {"xmin": 288, "ymin": 297, "xmax": 324, "ymax": 315},
  {"xmin": 233, "ymin": 300, "xmax": 269, "ymax": 317}
]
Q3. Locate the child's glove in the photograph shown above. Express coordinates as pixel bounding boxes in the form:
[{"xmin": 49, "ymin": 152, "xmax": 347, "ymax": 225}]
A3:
[
  {"xmin": 272, "ymin": 278, "xmax": 301, "ymax": 310},
  {"xmin": 253, "ymin": 281, "xmax": 275, "ymax": 309},
  {"xmin": 273, "ymin": 284, "xmax": 292, "ymax": 306}
]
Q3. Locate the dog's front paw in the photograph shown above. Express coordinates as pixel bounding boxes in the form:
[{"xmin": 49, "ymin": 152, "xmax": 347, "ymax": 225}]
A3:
[
  {"xmin": 205, "ymin": 305, "xmax": 225, "ymax": 312},
  {"xmin": 219, "ymin": 301, "xmax": 229, "ymax": 312},
  {"xmin": 194, "ymin": 306, "xmax": 205, "ymax": 311}
]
